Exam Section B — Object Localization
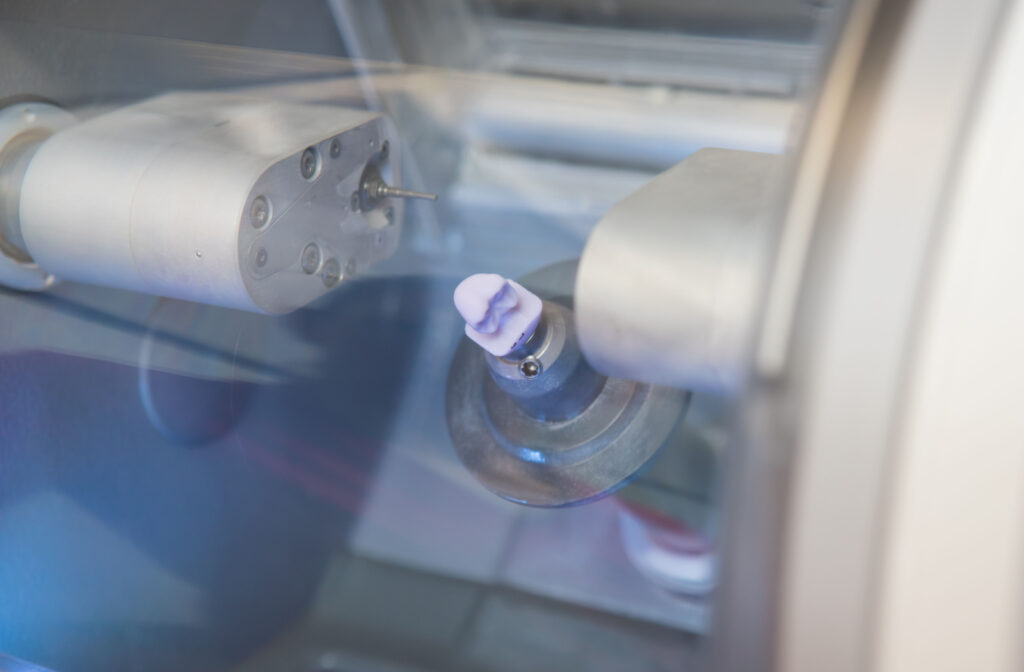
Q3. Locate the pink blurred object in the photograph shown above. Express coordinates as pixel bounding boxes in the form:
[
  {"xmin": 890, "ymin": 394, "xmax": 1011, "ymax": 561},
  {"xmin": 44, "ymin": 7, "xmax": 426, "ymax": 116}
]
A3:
[
  {"xmin": 617, "ymin": 500, "xmax": 716, "ymax": 596},
  {"xmin": 453, "ymin": 273, "xmax": 542, "ymax": 356}
]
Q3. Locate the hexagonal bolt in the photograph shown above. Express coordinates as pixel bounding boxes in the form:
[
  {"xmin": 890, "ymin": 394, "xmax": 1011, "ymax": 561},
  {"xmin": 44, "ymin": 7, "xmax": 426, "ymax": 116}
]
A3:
[{"xmin": 519, "ymin": 357, "xmax": 542, "ymax": 378}]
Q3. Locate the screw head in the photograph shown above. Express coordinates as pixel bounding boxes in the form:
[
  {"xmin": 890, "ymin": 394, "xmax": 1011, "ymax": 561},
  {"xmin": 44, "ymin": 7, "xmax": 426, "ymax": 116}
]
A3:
[
  {"xmin": 254, "ymin": 247, "xmax": 268, "ymax": 268},
  {"xmin": 519, "ymin": 358, "xmax": 541, "ymax": 378},
  {"xmin": 250, "ymin": 195, "xmax": 271, "ymax": 229},
  {"xmin": 300, "ymin": 147, "xmax": 320, "ymax": 180},
  {"xmin": 321, "ymin": 258, "xmax": 341, "ymax": 288},
  {"xmin": 301, "ymin": 243, "xmax": 322, "ymax": 274},
  {"xmin": 329, "ymin": 138, "xmax": 341, "ymax": 158}
]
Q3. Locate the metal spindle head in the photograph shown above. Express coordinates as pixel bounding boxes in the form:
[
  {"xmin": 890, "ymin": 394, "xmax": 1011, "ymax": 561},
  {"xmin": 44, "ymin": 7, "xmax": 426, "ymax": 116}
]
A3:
[{"xmin": 357, "ymin": 162, "xmax": 437, "ymax": 213}]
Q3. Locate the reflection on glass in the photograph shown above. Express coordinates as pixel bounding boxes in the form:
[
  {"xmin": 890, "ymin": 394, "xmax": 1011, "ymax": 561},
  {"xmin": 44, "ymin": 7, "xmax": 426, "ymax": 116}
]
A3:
[{"xmin": 0, "ymin": 1, "xmax": 841, "ymax": 670}]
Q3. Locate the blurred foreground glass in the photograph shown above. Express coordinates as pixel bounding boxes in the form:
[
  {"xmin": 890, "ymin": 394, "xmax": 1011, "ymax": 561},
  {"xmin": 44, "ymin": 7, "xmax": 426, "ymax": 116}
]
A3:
[{"xmin": 0, "ymin": 1, "xmax": 846, "ymax": 670}]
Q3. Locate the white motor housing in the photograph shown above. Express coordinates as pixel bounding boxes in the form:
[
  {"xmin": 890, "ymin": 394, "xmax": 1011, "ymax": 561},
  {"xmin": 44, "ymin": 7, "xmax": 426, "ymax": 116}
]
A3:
[{"xmin": 7, "ymin": 93, "xmax": 408, "ymax": 313}]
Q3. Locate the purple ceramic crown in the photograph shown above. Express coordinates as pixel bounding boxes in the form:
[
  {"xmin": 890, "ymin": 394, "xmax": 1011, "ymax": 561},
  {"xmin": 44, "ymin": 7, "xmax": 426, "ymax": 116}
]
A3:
[{"xmin": 453, "ymin": 273, "xmax": 542, "ymax": 356}]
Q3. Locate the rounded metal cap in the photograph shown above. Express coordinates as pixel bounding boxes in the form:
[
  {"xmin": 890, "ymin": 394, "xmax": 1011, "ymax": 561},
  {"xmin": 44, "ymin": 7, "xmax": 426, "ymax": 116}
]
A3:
[{"xmin": 0, "ymin": 102, "xmax": 75, "ymax": 291}]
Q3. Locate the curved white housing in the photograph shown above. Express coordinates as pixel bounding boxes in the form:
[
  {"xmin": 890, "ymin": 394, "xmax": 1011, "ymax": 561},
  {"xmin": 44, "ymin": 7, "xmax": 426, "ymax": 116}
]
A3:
[{"xmin": 575, "ymin": 148, "xmax": 781, "ymax": 392}]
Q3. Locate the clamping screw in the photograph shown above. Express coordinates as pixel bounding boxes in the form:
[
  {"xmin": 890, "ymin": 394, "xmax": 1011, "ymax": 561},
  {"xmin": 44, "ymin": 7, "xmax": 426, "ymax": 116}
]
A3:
[{"xmin": 519, "ymin": 357, "xmax": 541, "ymax": 378}]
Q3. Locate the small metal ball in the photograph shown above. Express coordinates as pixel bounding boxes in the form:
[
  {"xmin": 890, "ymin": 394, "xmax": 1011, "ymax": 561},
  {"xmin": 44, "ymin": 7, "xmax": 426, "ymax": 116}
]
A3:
[{"xmin": 519, "ymin": 358, "xmax": 541, "ymax": 378}]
